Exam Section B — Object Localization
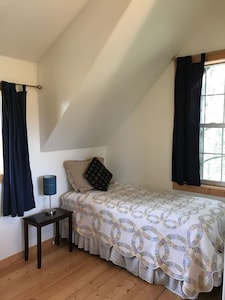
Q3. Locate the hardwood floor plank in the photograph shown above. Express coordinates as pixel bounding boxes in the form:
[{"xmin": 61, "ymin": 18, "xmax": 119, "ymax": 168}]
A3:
[
  {"xmin": 121, "ymin": 279, "xmax": 165, "ymax": 300},
  {"xmin": 1, "ymin": 247, "xmax": 86, "ymax": 299},
  {"xmin": 0, "ymin": 242, "xmax": 222, "ymax": 300},
  {"xmin": 37, "ymin": 256, "xmax": 117, "ymax": 300},
  {"xmin": 84, "ymin": 268, "xmax": 134, "ymax": 299},
  {"xmin": 66, "ymin": 262, "xmax": 122, "ymax": 299},
  {"xmin": 14, "ymin": 252, "xmax": 94, "ymax": 300},
  {"xmin": 157, "ymin": 289, "xmax": 182, "ymax": 300}
]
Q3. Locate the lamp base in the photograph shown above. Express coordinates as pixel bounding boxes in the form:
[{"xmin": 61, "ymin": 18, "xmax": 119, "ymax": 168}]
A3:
[{"xmin": 45, "ymin": 208, "xmax": 56, "ymax": 216}]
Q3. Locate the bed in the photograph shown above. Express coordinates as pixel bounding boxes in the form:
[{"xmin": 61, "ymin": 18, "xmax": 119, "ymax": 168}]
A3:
[{"xmin": 60, "ymin": 180, "xmax": 225, "ymax": 299}]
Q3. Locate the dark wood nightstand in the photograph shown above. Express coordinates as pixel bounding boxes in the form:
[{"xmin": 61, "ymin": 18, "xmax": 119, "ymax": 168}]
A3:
[{"xmin": 23, "ymin": 208, "xmax": 73, "ymax": 268}]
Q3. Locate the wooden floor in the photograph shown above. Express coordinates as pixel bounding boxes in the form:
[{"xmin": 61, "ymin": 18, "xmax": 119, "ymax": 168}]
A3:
[{"xmin": 0, "ymin": 242, "xmax": 222, "ymax": 300}]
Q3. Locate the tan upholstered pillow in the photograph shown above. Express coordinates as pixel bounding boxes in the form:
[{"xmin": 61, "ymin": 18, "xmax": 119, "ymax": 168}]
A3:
[{"xmin": 64, "ymin": 157, "xmax": 104, "ymax": 192}]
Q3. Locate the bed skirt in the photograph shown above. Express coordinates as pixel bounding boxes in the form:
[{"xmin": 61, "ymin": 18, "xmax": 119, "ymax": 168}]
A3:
[{"xmin": 61, "ymin": 227, "xmax": 222, "ymax": 299}]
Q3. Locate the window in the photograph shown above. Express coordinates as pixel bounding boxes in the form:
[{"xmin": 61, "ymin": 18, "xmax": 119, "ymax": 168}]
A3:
[
  {"xmin": 173, "ymin": 49, "xmax": 225, "ymax": 197},
  {"xmin": 200, "ymin": 62, "xmax": 225, "ymax": 186}
]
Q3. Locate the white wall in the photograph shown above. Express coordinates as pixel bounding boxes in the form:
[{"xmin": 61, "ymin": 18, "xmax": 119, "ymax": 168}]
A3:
[
  {"xmin": 106, "ymin": 0, "xmax": 225, "ymax": 192},
  {"xmin": 107, "ymin": 62, "xmax": 174, "ymax": 191},
  {"xmin": 0, "ymin": 55, "xmax": 106, "ymax": 260}
]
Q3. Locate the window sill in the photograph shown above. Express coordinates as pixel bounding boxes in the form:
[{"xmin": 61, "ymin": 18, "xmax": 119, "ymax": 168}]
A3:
[{"xmin": 173, "ymin": 182, "xmax": 225, "ymax": 198}]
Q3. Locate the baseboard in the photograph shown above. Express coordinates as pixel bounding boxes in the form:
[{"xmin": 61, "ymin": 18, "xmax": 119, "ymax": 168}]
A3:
[{"xmin": 0, "ymin": 238, "xmax": 54, "ymax": 270}]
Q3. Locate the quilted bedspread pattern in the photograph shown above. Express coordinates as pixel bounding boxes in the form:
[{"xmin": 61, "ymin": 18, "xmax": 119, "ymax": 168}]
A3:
[{"xmin": 61, "ymin": 182, "xmax": 225, "ymax": 298}]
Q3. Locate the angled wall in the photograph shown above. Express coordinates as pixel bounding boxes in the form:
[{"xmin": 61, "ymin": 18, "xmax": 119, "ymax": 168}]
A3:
[
  {"xmin": 38, "ymin": 0, "xmax": 132, "ymax": 149},
  {"xmin": 38, "ymin": 0, "xmax": 216, "ymax": 151}
]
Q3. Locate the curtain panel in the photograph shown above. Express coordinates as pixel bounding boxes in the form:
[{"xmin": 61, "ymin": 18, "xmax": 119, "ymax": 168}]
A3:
[
  {"xmin": 172, "ymin": 54, "xmax": 205, "ymax": 186},
  {"xmin": 2, "ymin": 81, "xmax": 35, "ymax": 217}
]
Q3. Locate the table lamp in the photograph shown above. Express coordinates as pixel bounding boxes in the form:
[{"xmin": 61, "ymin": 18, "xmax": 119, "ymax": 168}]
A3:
[{"xmin": 43, "ymin": 175, "xmax": 56, "ymax": 215}]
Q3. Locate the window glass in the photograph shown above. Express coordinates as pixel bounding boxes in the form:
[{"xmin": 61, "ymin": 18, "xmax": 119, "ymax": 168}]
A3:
[
  {"xmin": 202, "ymin": 128, "xmax": 222, "ymax": 154},
  {"xmin": 204, "ymin": 95, "xmax": 224, "ymax": 123},
  {"xmin": 205, "ymin": 64, "xmax": 225, "ymax": 95},
  {"xmin": 200, "ymin": 62, "xmax": 225, "ymax": 186},
  {"xmin": 202, "ymin": 154, "xmax": 222, "ymax": 181}
]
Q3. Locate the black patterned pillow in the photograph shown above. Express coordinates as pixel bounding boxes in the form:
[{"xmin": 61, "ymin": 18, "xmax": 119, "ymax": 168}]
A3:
[{"xmin": 85, "ymin": 157, "xmax": 113, "ymax": 191}]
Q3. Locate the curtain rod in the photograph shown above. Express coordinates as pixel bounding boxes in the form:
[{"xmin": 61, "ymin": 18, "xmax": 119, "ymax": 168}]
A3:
[{"xmin": 0, "ymin": 81, "xmax": 42, "ymax": 90}]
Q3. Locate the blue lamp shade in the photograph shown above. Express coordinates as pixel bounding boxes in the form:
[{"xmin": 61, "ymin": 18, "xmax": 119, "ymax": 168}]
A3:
[{"xmin": 43, "ymin": 175, "xmax": 56, "ymax": 195}]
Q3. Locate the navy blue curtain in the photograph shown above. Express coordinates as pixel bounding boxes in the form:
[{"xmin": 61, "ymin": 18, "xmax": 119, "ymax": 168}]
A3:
[
  {"xmin": 2, "ymin": 81, "xmax": 35, "ymax": 217},
  {"xmin": 172, "ymin": 54, "xmax": 205, "ymax": 186}
]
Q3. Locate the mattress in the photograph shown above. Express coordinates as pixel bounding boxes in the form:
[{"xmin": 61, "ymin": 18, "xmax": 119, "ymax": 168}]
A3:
[{"xmin": 61, "ymin": 181, "xmax": 225, "ymax": 299}]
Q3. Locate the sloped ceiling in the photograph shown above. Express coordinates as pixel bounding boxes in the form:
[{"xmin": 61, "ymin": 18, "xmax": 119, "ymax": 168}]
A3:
[
  {"xmin": 0, "ymin": 0, "xmax": 219, "ymax": 151},
  {"xmin": 0, "ymin": 0, "xmax": 88, "ymax": 62},
  {"xmin": 38, "ymin": 0, "xmax": 217, "ymax": 151}
]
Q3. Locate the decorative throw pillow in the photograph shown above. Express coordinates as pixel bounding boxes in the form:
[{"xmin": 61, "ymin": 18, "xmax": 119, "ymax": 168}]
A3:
[
  {"xmin": 63, "ymin": 157, "xmax": 104, "ymax": 192},
  {"xmin": 85, "ymin": 157, "xmax": 113, "ymax": 191}
]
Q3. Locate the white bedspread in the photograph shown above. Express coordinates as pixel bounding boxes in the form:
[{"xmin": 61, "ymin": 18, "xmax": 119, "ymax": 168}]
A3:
[{"xmin": 61, "ymin": 182, "xmax": 225, "ymax": 299}]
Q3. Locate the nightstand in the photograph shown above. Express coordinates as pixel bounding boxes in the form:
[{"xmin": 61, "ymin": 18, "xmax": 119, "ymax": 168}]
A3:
[{"xmin": 23, "ymin": 208, "xmax": 73, "ymax": 268}]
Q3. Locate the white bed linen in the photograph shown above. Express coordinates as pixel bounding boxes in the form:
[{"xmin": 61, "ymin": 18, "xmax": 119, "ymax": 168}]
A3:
[{"xmin": 61, "ymin": 182, "xmax": 225, "ymax": 299}]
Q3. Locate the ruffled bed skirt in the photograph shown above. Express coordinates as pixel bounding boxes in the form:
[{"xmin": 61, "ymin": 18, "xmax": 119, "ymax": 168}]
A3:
[{"xmin": 61, "ymin": 227, "xmax": 222, "ymax": 299}]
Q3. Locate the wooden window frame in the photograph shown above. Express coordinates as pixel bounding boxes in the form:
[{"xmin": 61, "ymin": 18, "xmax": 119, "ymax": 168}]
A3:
[{"xmin": 173, "ymin": 49, "xmax": 225, "ymax": 198}]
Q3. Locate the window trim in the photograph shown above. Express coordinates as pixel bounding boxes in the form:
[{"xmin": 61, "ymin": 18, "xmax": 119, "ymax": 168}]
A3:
[
  {"xmin": 173, "ymin": 49, "xmax": 225, "ymax": 197},
  {"xmin": 191, "ymin": 49, "xmax": 225, "ymax": 64},
  {"xmin": 173, "ymin": 182, "xmax": 225, "ymax": 197}
]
